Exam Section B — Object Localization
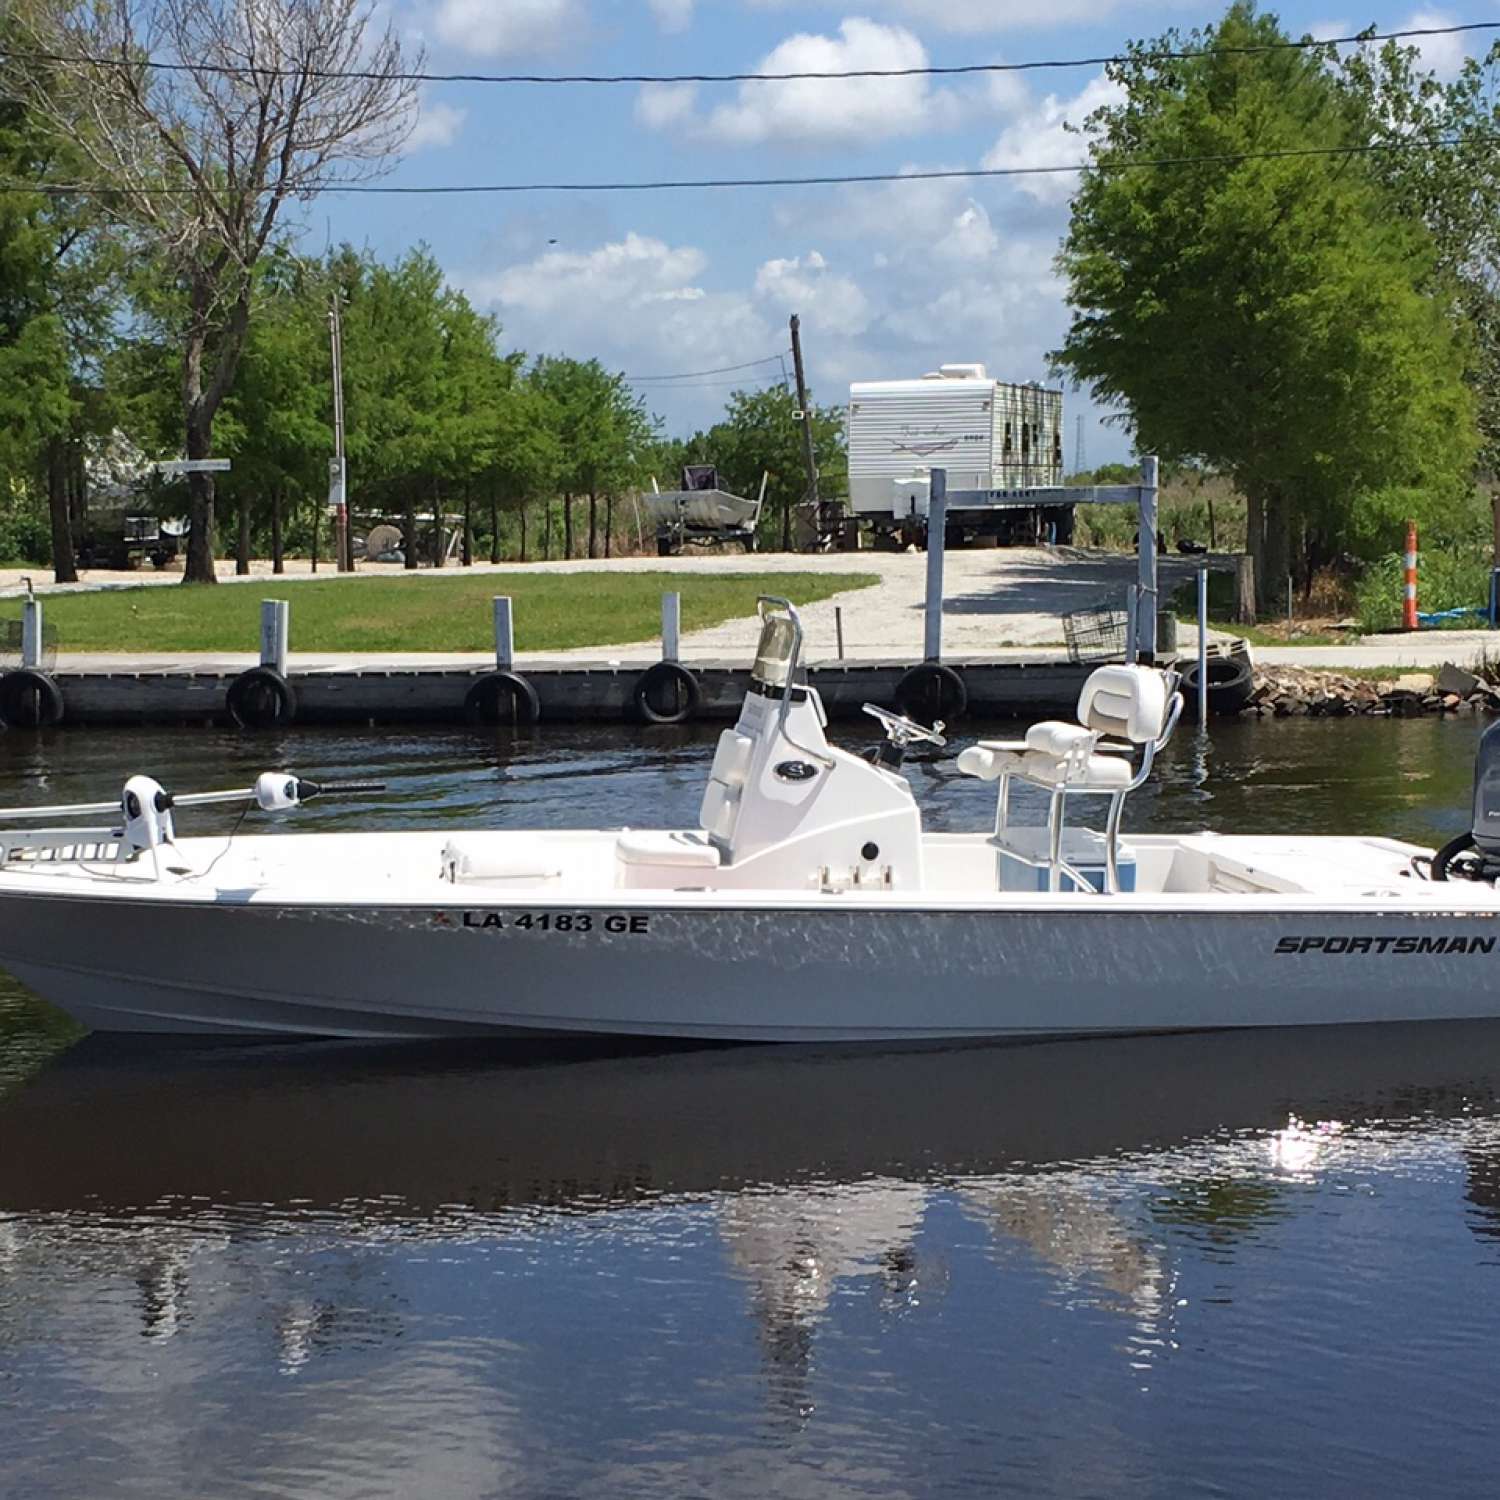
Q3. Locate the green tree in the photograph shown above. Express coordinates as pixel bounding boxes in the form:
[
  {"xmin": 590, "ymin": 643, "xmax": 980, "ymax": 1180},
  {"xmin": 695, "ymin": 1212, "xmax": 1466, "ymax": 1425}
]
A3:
[
  {"xmin": 0, "ymin": 13, "xmax": 118, "ymax": 580},
  {"xmin": 12, "ymin": 0, "xmax": 418, "ymax": 583},
  {"xmin": 1341, "ymin": 38, "xmax": 1500, "ymax": 538},
  {"xmin": 1053, "ymin": 3, "xmax": 1477, "ymax": 604}
]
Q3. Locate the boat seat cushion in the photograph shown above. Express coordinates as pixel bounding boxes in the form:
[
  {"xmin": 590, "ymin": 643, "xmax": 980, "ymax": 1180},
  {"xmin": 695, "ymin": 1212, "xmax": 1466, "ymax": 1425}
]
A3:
[
  {"xmin": 956, "ymin": 742, "xmax": 1131, "ymax": 789},
  {"xmin": 616, "ymin": 830, "xmax": 722, "ymax": 868},
  {"xmin": 1078, "ymin": 664, "xmax": 1168, "ymax": 744}
]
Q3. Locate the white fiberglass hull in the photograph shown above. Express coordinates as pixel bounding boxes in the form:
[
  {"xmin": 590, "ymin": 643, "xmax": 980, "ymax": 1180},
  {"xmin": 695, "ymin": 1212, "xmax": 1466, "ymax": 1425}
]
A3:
[{"xmin": 1, "ymin": 855, "xmax": 1499, "ymax": 1040}]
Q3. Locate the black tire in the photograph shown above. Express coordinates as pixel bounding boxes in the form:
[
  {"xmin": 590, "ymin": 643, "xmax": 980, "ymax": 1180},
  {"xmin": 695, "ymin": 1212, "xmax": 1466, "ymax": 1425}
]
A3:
[
  {"xmin": 1181, "ymin": 655, "xmax": 1254, "ymax": 718},
  {"xmin": 634, "ymin": 661, "xmax": 700, "ymax": 725},
  {"xmin": 0, "ymin": 670, "xmax": 64, "ymax": 728},
  {"xmin": 465, "ymin": 670, "xmax": 541, "ymax": 727},
  {"xmin": 895, "ymin": 663, "xmax": 967, "ymax": 726},
  {"xmin": 226, "ymin": 666, "xmax": 297, "ymax": 729}
]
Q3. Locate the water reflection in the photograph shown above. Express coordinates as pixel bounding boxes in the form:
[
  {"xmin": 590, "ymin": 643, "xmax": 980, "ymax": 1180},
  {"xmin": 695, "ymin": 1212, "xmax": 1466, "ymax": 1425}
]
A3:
[{"xmin": 2, "ymin": 717, "xmax": 1500, "ymax": 1495}]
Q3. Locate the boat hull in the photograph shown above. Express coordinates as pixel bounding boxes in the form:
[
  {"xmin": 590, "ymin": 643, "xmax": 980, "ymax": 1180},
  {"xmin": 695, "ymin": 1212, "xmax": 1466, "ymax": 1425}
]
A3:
[{"xmin": 2, "ymin": 888, "xmax": 1499, "ymax": 1040}]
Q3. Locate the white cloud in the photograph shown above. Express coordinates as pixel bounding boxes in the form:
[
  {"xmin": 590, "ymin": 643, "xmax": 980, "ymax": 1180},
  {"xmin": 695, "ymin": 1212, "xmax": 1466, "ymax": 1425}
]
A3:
[
  {"xmin": 1403, "ymin": 9, "xmax": 1467, "ymax": 79},
  {"xmin": 647, "ymin": 0, "xmax": 694, "ymax": 31},
  {"xmin": 407, "ymin": 94, "xmax": 466, "ymax": 150},
  {"xmin": 981, "ymin": 73, "xmax": 1124, "ymax": 205},
  {"xmin": 429, "ymin": 0, "xmax": 584, "ymax": 57},
  {"xmin": 635, "ymin": 81, "xmax": 699, "ymax": 130},
  {"xmin": 480, "ymin": 233, "xmax": 709, "ymax": 317},
  {"xmin": 754, "ymin": 249, "xmax": 872, "ymax": 336},
  {"xmin": 637, "ymin": 18, "xmax": 957, "ymax": 147},
  {"xmin": 751, "ymin": 0, "xmax": 1132, "ymax": 33}
]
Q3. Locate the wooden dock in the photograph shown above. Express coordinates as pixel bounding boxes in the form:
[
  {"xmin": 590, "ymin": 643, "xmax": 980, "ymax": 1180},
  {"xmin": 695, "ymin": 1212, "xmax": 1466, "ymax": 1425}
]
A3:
[{"xmin": 34, "ymin": 654, "xmax": 1107, "ymax": 727}]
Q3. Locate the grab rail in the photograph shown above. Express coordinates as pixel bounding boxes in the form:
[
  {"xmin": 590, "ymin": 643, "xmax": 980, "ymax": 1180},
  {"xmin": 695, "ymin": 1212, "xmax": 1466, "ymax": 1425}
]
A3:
[{"xmin": 755, "ymin": 595, "xmax": 834, "ymax": 770}]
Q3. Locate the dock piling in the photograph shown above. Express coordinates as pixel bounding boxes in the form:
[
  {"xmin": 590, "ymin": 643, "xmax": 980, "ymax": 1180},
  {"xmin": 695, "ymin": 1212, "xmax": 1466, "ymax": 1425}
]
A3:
[
  {"xmin": 493, "ymin": 597, "xmax": 515, "ymax": 669},
  {"xmin": 1196, "ymin": 565, "xmax": 1209, "ymax": 725},
  {"xmin": 662, "ymin": 592, "xmax": 681, "ymax": 663},
  {"xmin": 259, "ymin": 600, "xmax": 289, "ymax": 677},
  {"xmin": 923, "ymin": 468, "xmax": 947, "ymax": 662},
  {"xmin": 20, "ymin": 594, "xmax": 42, "ymax": 670}
]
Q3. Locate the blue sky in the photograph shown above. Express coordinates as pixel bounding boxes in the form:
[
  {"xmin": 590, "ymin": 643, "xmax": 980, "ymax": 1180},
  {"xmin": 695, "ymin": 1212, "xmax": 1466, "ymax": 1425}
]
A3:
[{"xmin": 315, "ymin": 1, "xmax": 1497, "ymax": 463}]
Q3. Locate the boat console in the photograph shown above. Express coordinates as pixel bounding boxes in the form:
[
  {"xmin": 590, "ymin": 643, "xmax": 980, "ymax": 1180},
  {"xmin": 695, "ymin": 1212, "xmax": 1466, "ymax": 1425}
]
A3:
[{"xmin": 616, "ymin": 598, "xmax": 930, "ymax": 892}]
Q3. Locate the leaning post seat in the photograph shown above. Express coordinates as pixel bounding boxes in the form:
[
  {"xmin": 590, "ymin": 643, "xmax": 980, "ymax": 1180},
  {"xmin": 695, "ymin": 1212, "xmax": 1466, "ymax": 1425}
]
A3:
[{"xmin": 956, "ymin": 664, "xmax": 1182, "ymax": 893}]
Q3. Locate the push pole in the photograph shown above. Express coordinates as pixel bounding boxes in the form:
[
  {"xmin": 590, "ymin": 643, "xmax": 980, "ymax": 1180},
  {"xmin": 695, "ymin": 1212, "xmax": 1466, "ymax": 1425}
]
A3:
[
  {"xmin": 1137, "ymin": 456, "xmax": 1159, "ymax": 665},
  {"xmin": 924, "ymin": 468, "xmax": 948, "ymax": 661},
  {"xmin": 1196, "ymin": 565, "xmax": 1209, "ymax": 725},
  {"xmin": 1403, "ymin": 520, "xmax": 1419, "ymax": 631}
]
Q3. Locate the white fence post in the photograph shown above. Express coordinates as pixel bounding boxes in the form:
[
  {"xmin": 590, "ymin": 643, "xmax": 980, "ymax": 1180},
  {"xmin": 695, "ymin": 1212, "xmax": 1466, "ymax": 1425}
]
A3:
[
  {"xmin": 493, "ymin": 596, "xmax": 514, "ymax": 669},
  {"xmin": 259, "ymin": 599, "xmax": 289, "ymax": 676},
  {"xmin": 662, "ymin": 592, "xmax": 681, "ymax": 663}
]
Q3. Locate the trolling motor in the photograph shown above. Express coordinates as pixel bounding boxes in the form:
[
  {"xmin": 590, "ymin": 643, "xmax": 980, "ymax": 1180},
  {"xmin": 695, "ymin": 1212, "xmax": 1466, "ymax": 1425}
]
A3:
[
  {"xmin": 0, "ymin": 772, "xmax": 388, "ymax": 879},
  {"xmin": 1430, "ymin": 718, "xmax": 1500, "ymax": 881}
]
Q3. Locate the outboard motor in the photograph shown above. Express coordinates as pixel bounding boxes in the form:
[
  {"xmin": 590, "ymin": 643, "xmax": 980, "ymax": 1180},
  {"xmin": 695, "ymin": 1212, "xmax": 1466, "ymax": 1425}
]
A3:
[{"xmin": 1433, "ymin": 718, "xmax": 1500, "ymax": 880}]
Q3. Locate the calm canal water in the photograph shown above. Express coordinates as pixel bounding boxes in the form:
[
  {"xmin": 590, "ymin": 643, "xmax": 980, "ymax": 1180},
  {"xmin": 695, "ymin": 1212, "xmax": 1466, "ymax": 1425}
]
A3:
[{"xmin": 2, "ymin": 716, "xmax": 1499, "ymax": 1498}]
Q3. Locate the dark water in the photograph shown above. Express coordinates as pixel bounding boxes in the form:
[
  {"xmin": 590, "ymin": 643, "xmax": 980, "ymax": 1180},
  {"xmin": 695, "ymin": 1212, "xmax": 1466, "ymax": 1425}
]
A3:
[{"xmin": 2, "ymin": 717, "xmax": 1499, "ymax": 1498}]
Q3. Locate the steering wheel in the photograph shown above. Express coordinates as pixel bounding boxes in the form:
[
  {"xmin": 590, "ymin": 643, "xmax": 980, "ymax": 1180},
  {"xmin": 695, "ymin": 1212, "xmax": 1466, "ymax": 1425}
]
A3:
[{"xmin": 862, "ymin": 702, "xmax": 947, "ymax": 749}]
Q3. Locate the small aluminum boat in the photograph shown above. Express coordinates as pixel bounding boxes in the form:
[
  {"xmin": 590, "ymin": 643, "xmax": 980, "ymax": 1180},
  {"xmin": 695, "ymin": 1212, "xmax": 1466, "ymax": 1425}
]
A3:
[{"xmin": 0, "ymin": 598, "xmax": 1496, "ymax": 1041}]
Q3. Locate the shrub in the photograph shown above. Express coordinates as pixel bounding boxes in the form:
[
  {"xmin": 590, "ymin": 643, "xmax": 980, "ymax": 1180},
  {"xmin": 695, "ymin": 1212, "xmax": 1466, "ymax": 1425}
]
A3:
[{"xmin": 1354, "ymin": 545, "xmax": 1494, "ymax": 632}]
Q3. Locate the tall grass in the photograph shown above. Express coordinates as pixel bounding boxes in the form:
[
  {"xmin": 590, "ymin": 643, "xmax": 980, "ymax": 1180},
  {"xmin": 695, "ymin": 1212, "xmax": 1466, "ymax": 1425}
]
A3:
[{"xmin": 1354, "ymin": 547, "xmax": 1493, "ymax": 632}]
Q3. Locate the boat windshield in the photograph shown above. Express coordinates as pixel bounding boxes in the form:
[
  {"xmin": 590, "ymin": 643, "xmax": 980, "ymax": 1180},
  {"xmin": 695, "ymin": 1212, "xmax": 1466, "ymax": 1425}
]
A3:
[{"xmin": 752, "ymin": 612, "xmax": 798, "ymax": 689}]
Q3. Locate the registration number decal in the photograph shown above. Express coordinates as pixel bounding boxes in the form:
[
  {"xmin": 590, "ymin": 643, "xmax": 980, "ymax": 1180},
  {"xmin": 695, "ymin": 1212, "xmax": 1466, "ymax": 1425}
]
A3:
[{"xmin": 447, "ymin": 911, "xmax": 651, "ymax": 935}]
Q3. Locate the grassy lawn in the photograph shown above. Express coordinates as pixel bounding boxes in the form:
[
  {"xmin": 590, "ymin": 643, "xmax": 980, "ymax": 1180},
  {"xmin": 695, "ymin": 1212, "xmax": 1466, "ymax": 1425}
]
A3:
[{"xmin": 20, "ymin": 570, "xmax": 880, "ymax": 653}]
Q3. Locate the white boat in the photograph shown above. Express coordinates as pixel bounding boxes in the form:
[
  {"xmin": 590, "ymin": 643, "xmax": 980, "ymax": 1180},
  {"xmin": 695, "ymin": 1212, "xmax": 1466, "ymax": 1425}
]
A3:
[{"xmin": 0, "ymin": 596, "xmax": 1497, "ymax": 1042}]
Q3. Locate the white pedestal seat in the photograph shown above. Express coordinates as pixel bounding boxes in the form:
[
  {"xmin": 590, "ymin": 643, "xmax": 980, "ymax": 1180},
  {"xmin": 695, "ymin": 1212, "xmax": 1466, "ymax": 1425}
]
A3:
[{"xmin": 956, "ymin": 663, "xmax": 1182, "ymax": 894}]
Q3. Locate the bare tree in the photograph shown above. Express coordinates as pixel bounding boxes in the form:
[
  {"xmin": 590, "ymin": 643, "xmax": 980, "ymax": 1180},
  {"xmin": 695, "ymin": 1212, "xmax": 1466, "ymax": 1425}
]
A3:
[{"xmin": 13, "ymin": 0, "xmax": 419, "ymax": 582}]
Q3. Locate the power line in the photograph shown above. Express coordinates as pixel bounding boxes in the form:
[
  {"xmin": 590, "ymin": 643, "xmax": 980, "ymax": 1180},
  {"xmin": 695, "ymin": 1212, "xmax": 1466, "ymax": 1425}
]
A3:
[
  {"xmin": 625, "ymin": 354, "xmax": 786, "ymax": 381},
  {"xmin": 7, "ymin": 133, "xmax": 1496, "ymax": 198},
  {"xmin": 2, "ymin": 21, "xmax": 1495, "ymax": 87}
]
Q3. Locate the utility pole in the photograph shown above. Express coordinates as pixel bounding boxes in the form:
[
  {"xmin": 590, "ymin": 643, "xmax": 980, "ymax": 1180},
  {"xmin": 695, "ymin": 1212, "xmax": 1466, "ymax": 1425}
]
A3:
[
  {"xmin": 328, "ymin": 291, "xmax": 351, "ymax": 572},
  {"xmin": 788, "ymin": 313, "xmax": 819, "ymax": 553},
  {"xmin": 1073, "ymin": 413, "xmax": 1086, "ymax": 477}
]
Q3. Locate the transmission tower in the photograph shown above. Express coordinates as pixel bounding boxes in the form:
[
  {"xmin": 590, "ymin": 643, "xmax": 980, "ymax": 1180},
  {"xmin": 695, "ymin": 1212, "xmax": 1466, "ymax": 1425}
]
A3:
[{"xmin": 1072, "ymin": 413, "xmax": 1086, "ymax": 476}]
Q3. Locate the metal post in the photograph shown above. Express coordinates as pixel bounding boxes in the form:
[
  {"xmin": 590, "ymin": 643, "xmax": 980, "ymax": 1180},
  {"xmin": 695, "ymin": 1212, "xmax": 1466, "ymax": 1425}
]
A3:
[
  {"xmin": 1403, "ymin": 519, "xmax": 1419, "ymax": 631},
  {"xmin": 259, "ymin": 599, "xmax": 289, "ymax": 677},
  {"xmin": 329, "ymin": 291, "xmax": 351, "ymax": 573},
  {"xmin": 662, "ymin": 592, "xmax": 681, "ymax": 663},
  {"xmin": 1490, "ymin": 568, "xmax": 1500, "ymax": 629},
  {"xmin": 1286, "ymin": 574, "xmax": 1293, "ymax": 635},
  {"xmin": 835, "ymin": 605, "xmax": 845, "ymax": 661},
  {"xmin": 924, "ymin": 468, "xmax": 948, "ymax": 661},
  {"xmin": 20, "ymin": 594, "xmax": 42, "ymax": 671},
  {"xmin": 1196, "ymin": 565, "xmax": 1209, "ymax": 725},
  {"xmin": 493, "ymin": 596, "xmax": 514, "ymax": 670},
  {"xmin": 789, "ymin": 314, "xmax": 819, "ymax": 553},
  {"xmin": 1137, "ymin": 455, "xmax": 1159, "ymax": 664}
]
